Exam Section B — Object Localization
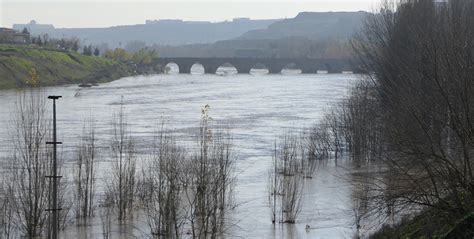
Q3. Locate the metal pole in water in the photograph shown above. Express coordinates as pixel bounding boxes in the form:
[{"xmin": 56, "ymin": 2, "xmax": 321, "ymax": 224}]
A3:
[{"xmin": 46, "ymin": 95, "xmax": 62, "ymax": 239}]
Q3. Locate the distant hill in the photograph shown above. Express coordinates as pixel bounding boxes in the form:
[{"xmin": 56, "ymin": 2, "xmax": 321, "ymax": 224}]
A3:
[
  {"xmin": 155, "ymin": 12, "xmax": 368, "ymax": 58},
  {"xmin": 12, "ymin": 12, "xmax": 368, "ymax": 58},
  {"xmin": 238, "ymin": 11, "xmax": 367, "ymax": 41},
  {"xmin": 13, "ymin": 18, "xmax": 277, "ymax": 47},
  {"xmin": 155, "ymin": 36, "xmax": 352, "ymax": 59}
]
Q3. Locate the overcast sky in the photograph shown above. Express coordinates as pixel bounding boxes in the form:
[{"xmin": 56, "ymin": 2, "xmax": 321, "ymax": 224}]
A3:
[{"xmin": 1, "ymin": 0, "xmax": 379, "ymax": 28}]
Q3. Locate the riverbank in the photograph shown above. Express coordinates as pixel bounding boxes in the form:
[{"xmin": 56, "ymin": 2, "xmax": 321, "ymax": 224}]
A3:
[
  {"xmin": 0, "ymin": 44, "xmax": 134, "ymax": 89},
  {"xmin": 371, "ymin": 209, "xmax": 474, "ymax": 238}
]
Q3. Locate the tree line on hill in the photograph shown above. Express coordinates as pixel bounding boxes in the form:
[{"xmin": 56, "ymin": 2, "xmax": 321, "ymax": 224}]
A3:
[{"xmin": 1, "ymin": 29, "xmax": 164, "ymax": 74}]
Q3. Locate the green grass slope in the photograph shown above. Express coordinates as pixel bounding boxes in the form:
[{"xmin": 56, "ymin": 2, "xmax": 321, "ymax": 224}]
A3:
[{"xmin": 0, "ymin": 44, "xmax": 132, "ymax": 89}]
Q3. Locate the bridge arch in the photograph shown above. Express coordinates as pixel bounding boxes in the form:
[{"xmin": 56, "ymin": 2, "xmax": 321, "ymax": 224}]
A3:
[
  {"xmin": 313, "ymin": 62, "xmax": 331, "ymax": 74},
  {"xmin": 190, "ymin": 62, "xmax": 205, "ymax": 74},
  {"xmin": 281, "ymin": 62, "xmax": 302, "ymax": 74},
  {"xmin": 216, "ymin": 63, "xmax": 238, "ymax": 75},
  {"xmin": 165, "ymin": 62, "xmax": 179, "ymax": 74},
  {"xmin": 250, "ymin": 63, "xmax": 269, "ymax": 75}
]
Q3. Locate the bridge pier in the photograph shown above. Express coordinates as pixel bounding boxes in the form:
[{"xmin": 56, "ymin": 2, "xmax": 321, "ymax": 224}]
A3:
[
  {"xmin": 179, "ymin": 63, "xmax": 192, "ymax": 74},
  {"xmin": 204, "ymin": 64, "xmax": 219, "ymax": 74},
  {"xmin": 228, "ymin": 60, "xmax": 256, "ymax": 74},
  {"xmin": 268, "ymin": 67, "xmax": 282, "ymax": 74},
  {"xmin": 235, "ymin": 66, "xmax": 253, "ymax": 74},
  {"xmin": 267, "ymin": 61, "xmax": 289, "ymax": 74},
  {"xmin": 180, "ymin": 67, "xmax": 191, "ymax": 74}
]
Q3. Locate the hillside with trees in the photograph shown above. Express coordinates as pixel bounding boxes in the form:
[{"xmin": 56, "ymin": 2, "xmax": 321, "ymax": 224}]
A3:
[{"xmin": 0, "ymin": 44, "xmax": 132, "ymax": 89}]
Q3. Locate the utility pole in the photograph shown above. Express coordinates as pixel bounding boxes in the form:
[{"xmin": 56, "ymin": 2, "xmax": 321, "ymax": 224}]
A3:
[{"xmin": 46, "ymin": 95, "xmax": 62, "ymax": 239}]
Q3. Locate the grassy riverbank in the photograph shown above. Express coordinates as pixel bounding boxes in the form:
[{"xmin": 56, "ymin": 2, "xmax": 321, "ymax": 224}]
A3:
[{"xmin": 0, "ymin": 44, "xmax": 133, "ymax": 89}]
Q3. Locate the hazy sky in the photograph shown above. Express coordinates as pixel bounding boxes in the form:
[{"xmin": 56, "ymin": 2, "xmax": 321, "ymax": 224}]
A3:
[{"xmin": 1, "ymin": 0, "xmax": 379, "ymax": 28}]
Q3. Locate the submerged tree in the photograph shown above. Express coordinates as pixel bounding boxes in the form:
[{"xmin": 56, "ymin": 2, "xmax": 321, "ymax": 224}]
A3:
[
  {"xmin": 5, "ymin": 88, "xmax": 50, "ymax": 237},
  {"xmin": 100, "ymin": 194, "xmax": 113, "ymax": 239},
  {"xmin": 142, "ymin": 127, "xmax": 186, "ymax": 238},
  {"xmin": 339, "ymin": 79, "xmax": 383, "ymax": 167},
  {"xmin": 109, "ymin": 101, "xmax": 137, "ymax": 221},
  {"xmin": 73, "ymin": 118, "xmax": 97, "ymax": 222},
  {"xmin": 269, "ymin": 133, "xmax": 305, "ymax": 224},
  {"xmin": 184, "ymin": 105, "xmax": 236, "ymax": 238},
  {"xmin": 1, "ymin": 177, "xmax": 15, "ymax": 238}
]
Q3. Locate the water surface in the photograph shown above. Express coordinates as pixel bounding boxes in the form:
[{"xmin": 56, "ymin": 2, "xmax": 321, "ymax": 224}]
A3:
[{"xmin": 0, "ymin": 73, "xmax": 359, "ymax": 238}]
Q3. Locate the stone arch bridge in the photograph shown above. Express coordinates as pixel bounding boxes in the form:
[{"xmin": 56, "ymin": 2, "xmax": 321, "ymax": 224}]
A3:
[{"xmin": 152, "ymin": 57, "xmax": 360, "ymax": 74}]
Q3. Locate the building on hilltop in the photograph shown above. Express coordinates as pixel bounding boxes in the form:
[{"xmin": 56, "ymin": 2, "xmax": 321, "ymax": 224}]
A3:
[
  {"xmin": 13, "ymin": 20, "xmax": 55, "ymax": 34},
  {"xmin": 233, "ymin": 18, "xmax": 251, "ymax": 22}
]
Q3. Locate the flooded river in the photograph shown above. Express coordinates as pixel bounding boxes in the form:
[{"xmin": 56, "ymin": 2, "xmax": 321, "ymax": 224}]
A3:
[{"xmin": 0, "ymin": 72, "xmax": 361, "ymax": 238}]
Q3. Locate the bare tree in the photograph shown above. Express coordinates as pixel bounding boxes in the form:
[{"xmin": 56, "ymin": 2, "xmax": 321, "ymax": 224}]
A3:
[
  {"xmin": 300, "ymin": 130, "xmax": 319, "ymax": 178},
  {"xmin": 142, "ymin": 127, "xmax": 186, "ymax": 238},
  {"xmin": 57, "ymin": 168, "xmax": 72, "ymax": 231},
  {"xmin": 338, "ymin": 79, "xmax": 383, "ymax": 167},
  {"xmin": 268, "ymin": 142, "xmax": 279, "ymax": 224},
  {"xmin": 5, "ymin": 89, "xmax": 50, "ymax": 237},
  {"xmin": 348, "ymin": 0, "xmax": 474, "ymax": 230},
  {"xmin": 269, "ymin": 133, "xmax": 304, "ymax": 224},
  {"xmin": 74, "ymin": 118, "xmax": 97, "ymax": 223},
  {"xmin": 0, "ymin": 178, "xmax": 15, "ymax": 238},
  {"xmin": 183, "ymin": 105, "xmax": 236, "ymax": 238},
  {"xmin": 350, "ymin": 168, "xmax": 372, "ymax": 238},
  {"xmin": 324, "ymin": 108, "xmax": 345, "ymax": 163},
  {"xmin": 307, "ymin": 124, "xmax": 332, "ymax": 161},
  {"xmin": 109, "ymin": 101, "xmax": 137, "ymax": 221},
  {"xmin": 99, "ymin": 192, "xmax": 114, "ymax": 239}
]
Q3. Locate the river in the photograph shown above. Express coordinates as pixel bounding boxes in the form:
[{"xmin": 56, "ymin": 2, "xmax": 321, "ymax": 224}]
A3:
[{"xmin": 0, "ymin": 70, "xmax": 362, "ymax": 238}]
